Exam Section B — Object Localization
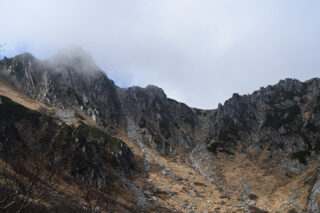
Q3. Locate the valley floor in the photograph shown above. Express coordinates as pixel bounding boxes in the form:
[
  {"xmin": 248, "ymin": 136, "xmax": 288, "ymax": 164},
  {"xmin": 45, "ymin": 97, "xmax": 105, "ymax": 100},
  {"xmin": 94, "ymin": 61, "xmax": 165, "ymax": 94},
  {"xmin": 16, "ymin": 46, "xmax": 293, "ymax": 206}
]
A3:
[{"xmin": 115, "ymin": 127, "xmax": 318, "ymax": 213}]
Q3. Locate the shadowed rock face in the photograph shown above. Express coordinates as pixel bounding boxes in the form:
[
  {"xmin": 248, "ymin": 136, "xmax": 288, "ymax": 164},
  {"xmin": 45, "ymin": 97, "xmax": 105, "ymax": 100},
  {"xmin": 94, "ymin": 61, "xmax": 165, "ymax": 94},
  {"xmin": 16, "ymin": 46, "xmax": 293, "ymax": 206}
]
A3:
[
  {"xmin": 0, "ymin": 95, "xmax": 134, "ymax": 189},
  {"xmin": 0, "ymin": 52, "xmax": 121, "ymax": 132},
  {"xmin": 3, "ymin": 51, "xmax": 320, "ymax": 211},
  {"xmin": 2, "ymin": 52, "xmax": 320, "ymax": 173},
  {"xmin": 117, "ymin": 85, "xmax": 205, "ymax": 155},
  {"xmin": 207, "ymin": 78, "xmax": 320, "ymax": 174},
  {"xmin": 0, "ymin": 52, "xmax": 210, "ymax": 155}
]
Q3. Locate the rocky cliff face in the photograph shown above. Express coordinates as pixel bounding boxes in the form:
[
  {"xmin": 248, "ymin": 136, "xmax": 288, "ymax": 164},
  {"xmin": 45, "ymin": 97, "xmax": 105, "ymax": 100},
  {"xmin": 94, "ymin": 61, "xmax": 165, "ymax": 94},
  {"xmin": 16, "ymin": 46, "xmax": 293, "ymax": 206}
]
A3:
[
  {"xmin": 118, "ymin": 85, "xmax": 206, "ymax": 155},
  {"xmin": 0, "ymin": 52, "xmax": 121, "ymax": 132},
  {"xmin": 0, "ymin": 95, "xmax": 134, "ymax": 189},
  {"xmin": 207, "ymin": 78, "xmax": 320, "ymax": 175},
  {"xmin": 2, "ymin": 51, "xmax": 320, "ymax": 211},
  {"xmin": 2, "ymin": 52, "xmax": 320, "ymax": 169},
  {"xmin": 0, "ymin": 52, "xmax": 209, "ymax": 156}
]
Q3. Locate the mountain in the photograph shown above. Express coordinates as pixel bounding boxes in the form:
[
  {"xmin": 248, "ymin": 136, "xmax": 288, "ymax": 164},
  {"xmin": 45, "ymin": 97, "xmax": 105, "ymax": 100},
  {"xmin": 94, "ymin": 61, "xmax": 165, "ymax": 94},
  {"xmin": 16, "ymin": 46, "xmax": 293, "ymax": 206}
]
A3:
[{"xmin": 1, "ymin": 51, "xmax": 320, "ymax": 212}]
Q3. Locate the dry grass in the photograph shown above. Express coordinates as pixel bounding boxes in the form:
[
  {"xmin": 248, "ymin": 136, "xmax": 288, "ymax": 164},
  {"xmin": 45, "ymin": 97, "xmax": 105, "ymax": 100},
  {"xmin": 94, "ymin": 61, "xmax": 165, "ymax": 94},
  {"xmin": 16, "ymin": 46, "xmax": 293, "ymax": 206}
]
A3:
[
  {"xmin": 0, "ymin": 79, "xmax": 54, "ymax": 114},
  {"xmin": 1, "ymin": 81, "xmax": 318, "ymax": 212},
  {"xmin": 116, "ymin": 130, "xmax": 244, "ymax": 212}
]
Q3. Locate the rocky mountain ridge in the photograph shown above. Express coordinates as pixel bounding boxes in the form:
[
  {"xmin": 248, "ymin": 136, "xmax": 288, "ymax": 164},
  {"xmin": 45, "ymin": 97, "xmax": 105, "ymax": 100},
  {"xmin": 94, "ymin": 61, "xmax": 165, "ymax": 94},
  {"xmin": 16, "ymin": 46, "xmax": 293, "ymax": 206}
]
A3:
[
  {"xmin": 0, "ymin": 52, "xmax": 207, "ymax": 155},
  {"xmin": 1, "ymin": 51, "xmax": 320, "ymax": 212}
]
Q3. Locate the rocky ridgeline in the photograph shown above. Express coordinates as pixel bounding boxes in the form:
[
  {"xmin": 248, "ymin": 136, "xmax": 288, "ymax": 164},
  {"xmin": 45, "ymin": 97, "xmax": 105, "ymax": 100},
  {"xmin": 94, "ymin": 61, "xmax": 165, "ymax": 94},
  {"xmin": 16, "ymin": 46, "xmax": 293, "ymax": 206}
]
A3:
[
  {"xmin": 0, "ymin": 51, "xmax": 208, "ymax": 157},
  {"xmin": 209, "ymin": 78, "xmax": 320, "ymax": 175},
  {"xmin": 2, "ymin": 52, "xmax": 320, "ymax": 169},
  {"xmin": 2, "ymin": 51, "xmax": 320, "ymax": 211},
  {"xmin": 0, "ymin": 52, "xmax": 121, "ymax": 133}
]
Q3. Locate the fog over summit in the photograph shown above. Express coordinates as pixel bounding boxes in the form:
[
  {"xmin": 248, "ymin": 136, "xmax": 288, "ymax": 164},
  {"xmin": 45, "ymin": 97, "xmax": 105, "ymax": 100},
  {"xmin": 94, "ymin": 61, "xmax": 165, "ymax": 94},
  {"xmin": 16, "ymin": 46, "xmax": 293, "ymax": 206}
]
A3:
[{"xmin": 48, "ymin": 47, "xmax": 101, "ymax": 75}]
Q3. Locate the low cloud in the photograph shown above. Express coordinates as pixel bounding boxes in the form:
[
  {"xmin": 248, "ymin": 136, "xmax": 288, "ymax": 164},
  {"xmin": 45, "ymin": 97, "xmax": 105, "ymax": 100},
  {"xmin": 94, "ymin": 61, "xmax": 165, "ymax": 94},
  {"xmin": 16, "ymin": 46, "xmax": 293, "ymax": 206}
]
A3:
[{"xmin": 47, "ymin": 46, "xmax": 101, "ymax": 75}]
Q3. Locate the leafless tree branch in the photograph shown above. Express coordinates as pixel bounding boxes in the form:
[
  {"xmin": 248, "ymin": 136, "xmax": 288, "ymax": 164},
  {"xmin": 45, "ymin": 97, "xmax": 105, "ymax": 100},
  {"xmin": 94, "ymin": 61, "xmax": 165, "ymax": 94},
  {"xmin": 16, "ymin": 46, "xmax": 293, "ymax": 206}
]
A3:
[
  {"xmin": 0, "ymin": 142, "xmax": 72, "ymax": 212},
  {"xmin": 77, "ymin": 183, "xmax": 118, "ymax": 213}
]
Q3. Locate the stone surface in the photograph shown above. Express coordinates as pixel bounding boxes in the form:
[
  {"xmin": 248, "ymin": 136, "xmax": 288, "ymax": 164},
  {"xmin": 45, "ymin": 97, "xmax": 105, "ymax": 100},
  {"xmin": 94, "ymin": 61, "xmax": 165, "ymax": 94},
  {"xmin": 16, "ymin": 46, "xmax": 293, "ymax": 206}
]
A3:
[{"xmin": 3, "ymin": 52, "xmax": 320, "ymax": 211}]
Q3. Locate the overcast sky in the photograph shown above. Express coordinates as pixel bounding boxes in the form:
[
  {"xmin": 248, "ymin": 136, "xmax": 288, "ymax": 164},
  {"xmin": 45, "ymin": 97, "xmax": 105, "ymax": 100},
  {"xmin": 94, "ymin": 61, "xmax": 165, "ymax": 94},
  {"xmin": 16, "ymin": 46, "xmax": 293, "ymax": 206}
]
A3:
[{"xmin": 1, "ymin": 0, "xmax": 320, "ymax": 109}]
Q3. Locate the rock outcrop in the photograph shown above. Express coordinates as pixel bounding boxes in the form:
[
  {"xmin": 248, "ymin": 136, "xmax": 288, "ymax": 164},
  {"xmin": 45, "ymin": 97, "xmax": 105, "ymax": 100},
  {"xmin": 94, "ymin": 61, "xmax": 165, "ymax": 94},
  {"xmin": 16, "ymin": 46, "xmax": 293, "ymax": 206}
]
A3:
[
  {"xmin": 208, "ymin": 78, "xmax": 320, "ymax": 175},
  {"xmin": 0, "ymin": 95, "xmax": 134, "ymax": 189},
  {"xmin": 2, "ymin": 51, "xmax": 320, "ymax": 211},
  {"xmin": 0, "ymin": 51, "xmax": 121, "ymax": 132},
  {"xmin": 2, "ymin": 52, "xmax": 320, "ymax": 171}
]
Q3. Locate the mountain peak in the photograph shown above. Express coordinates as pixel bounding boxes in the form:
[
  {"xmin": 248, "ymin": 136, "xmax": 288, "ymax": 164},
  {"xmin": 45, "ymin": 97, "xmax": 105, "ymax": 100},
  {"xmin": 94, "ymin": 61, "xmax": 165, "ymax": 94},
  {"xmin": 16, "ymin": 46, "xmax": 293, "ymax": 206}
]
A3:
[
  {"xmin": 13, "ymin": 52, "xmax": 36, "ymax": 62},
  {"xmin": 145, "ymin": 85, "xmax": 166, "ymax": 97},
  {"xmin": 2, "ymin": 50, "xmax": 320, "ymax": 212}
]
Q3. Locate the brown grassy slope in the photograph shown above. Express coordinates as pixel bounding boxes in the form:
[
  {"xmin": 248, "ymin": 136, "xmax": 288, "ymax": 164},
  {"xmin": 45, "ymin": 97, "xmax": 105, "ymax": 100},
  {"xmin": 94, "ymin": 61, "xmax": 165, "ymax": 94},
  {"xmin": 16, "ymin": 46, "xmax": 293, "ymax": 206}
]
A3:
[{"xmin": 1, "ymin": 81, "xmax": 319, "ymax": 212}]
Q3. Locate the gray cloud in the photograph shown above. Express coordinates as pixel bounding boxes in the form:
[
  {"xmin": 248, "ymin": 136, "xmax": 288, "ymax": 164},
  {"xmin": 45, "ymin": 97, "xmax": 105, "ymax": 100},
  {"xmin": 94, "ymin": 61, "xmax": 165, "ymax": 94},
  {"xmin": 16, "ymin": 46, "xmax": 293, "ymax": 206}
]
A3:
[
  {"xmin": 1, "ymin": 0, "xmax": 320, "ymax": 108},
  {"xmin": 47, "ymin": 46, "xmax": 101, "ymax": 75}
]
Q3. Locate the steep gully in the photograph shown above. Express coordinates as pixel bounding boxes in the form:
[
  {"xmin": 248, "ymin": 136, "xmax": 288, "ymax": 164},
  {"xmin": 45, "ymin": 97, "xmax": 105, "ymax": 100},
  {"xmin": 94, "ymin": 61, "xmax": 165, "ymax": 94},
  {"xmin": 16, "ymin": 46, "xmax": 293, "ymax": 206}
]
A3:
[{"xmin": 1, "ymin": 52, "xmax": 320, "ymax": 212}]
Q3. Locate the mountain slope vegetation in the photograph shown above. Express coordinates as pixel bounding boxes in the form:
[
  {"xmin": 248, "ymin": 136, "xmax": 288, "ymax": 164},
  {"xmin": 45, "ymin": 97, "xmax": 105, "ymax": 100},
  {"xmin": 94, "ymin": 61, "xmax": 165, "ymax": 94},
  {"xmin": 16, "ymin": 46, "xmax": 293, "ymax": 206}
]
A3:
[{"xmin": 1, "ymin": 52, "xmax": 320, "ymax": 212}]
